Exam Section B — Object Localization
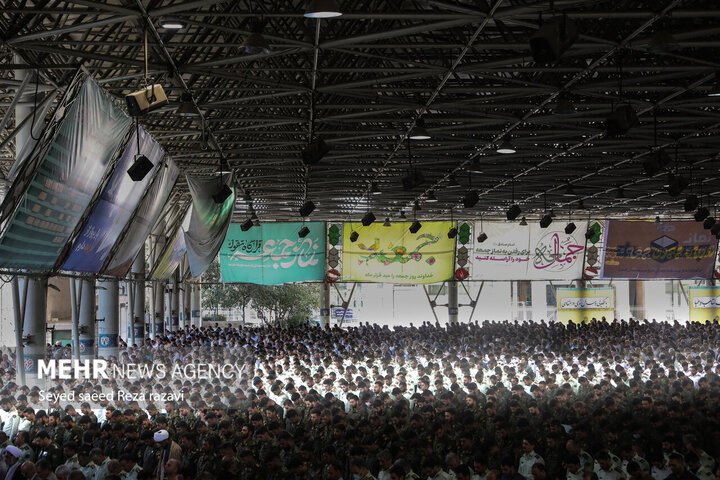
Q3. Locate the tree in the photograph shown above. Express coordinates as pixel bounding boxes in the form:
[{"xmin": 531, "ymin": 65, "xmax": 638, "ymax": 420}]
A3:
[
  {"xmin": 201, "ymin": 260, "xmax": 253, "ymax": 322},
  {"xmin": 201, "ymin": 259, "xmax": 319, "ymax": 326},
  {"xmin": 251, "ymin": 283, "xmax": 319, "ymax": 327}
]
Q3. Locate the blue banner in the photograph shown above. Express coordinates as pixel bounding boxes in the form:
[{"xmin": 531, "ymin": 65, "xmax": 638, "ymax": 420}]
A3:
[
  {"xmin": 220, "ymin": 222, "xmax": 326, "ymax": 285},
  {"xmin": 62, "ymin": 127, "xmax": 164, "ymax": 272}
]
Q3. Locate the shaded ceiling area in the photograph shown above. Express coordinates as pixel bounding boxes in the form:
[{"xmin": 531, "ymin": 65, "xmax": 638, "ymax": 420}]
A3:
[{"xmin": 1, "ymin": 0, "xmax": 719, "ymax": 224}]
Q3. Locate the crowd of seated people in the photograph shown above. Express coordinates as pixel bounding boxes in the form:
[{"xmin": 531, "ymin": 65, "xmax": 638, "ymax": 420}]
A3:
[{"xmin": 0, "ymin": 318, "xmax": 717, "ymax": 480}]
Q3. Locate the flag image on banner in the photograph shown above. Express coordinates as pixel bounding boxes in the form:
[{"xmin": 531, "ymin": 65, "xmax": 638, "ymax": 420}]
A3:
[{"xmin": 342, "ymin": 222, "xmax": 455, "ymax": 284}]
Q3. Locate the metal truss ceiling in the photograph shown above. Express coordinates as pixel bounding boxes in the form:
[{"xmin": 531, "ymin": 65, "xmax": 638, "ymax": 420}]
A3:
[{"xmin": 1, "ymin": 0, "xmax": 719, "ymax": 224}]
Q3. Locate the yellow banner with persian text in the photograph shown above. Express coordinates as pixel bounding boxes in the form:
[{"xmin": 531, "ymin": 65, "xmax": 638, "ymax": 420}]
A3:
[{"xmin": 341, "ymin": 222, "xmax": 455, "ymax": 284}]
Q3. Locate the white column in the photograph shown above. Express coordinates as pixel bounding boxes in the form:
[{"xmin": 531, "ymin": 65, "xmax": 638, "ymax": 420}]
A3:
[
  {"xmin": 615, "ymin": 280, "xmax": 631, "ymax": 321},
  {"xmin": 531, "ymin": 281, "xmax": 547, "ymax": 323},
  {"xmin": 191, "ymin": 282, "xmax": 201, "ymax": 327}
]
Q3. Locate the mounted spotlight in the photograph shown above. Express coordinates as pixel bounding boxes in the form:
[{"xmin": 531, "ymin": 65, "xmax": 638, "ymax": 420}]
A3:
[
  {"xmin": 301, "ymin": 137, "xmax": 331, "ymax": 165},
  {"xmin": 298, "ymin": 226, "xmax": 311, "ymax": 238},
  {"xmin": 299, "ymin": 200, "xmax": 316, "ymax": 217},
  {"xmin": 519, "ymin": 217, "xmax": 528, "ymax": 226},
  {"xmin": 448, "ymin": 227, "xmax": 458, "ymax": 239},
  {"xmin": 304, "ymin": 0, "xmax": 342, "ymax": 18},
  {"xmin": 426, "ymin": 190, "xmax": 438, "ymax": 202},
  {"xmin": 584, "ymin": 228, "xmax": 594, "ymax": 240},
  {"xmin": 642, "ymin": 149, "xmax": 671, "ymax": 176},
  {"xmin": 703, "ymin": 217, "xmax": 716, "ymax": 230},
  {"xmin": 711, "ymin": 223, "xmax": 720, "ymax": 237},
  {"xmin": 409, "ymin": 221, "xmax": 422, "ymax": 234},
  {"xmin": 684, "ymin": 194, "xmax": 699, "ymax": 212},
  {"xmin": 127, "ymin": 155, "xmax": 153, "ymax": 182},
  {"xmin": 496, "ymin": 139, "xmax": 516, "ymax": 154},
  {"xmin": 383, "ymin": 217, "xmax": 391, "ymax": 227},
  {"xmin": 399, "ymin": 210, "xmax": 406, "ymax": 219},
  {"xmin": 477, "ymin": 232, "xmax": 488, "ymax": 243},
  {"xmin": 539, "ymin": 214, "xmax": 553, "ymax": 228},
  {"xmin": 665, "ymin": 174, "xmax": 689, "ymax": 197},
  {"xmin": 240, "ymin": 219, "xmax": 254, "ymax": 232},
  {"xmin": 605, "ymin": 104, "xmax": 639, "ymax": 137},
  {"xmin": 361, "ymin": 211, "xmax": 376, "ymax": 227},
  {"xmin": 176, "ymin": 93, "xmax": 199, "ymax": 117},
  {"xmin": 447, "ymin": 175, "xmax": 461, "ymax": 188},
  {"xmin": 349, "ymin": 231, "xmax": 359, "ymax": 242},
  {"xmin": 409, "ymin": 118, "xmax": 431, "ymax": 140},
  {"xmin": 371, "ymin": 182, "xmax": 382, "ymax": 195},
  {"xmin": 565, "ymin": 222, "xmax": 577, "ymax": 234},
  {"xmin": 506, "ymin": 204, "xmax": 521, "ymax": 221},
  {"xmin": 212, "ymin": 184, "xmax": 233, "ymax": 204},
  {"xmin": 463, "ymin": 191, "xmax": 479, "ymax": 209},
  {"xmin": 529, "ymin": 15, "xmax": 578, "ymax": 64},
  {"xmin": 694, "ymin": 206, "xmax": 710, "ymax": 222}
]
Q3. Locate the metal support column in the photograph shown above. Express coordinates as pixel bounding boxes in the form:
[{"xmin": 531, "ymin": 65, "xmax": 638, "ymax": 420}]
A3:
[
  {"xmin": 447, "ymin": 279, "xmax": 459, "ymax": 323},
  {"xmin": 182, "ymin": 281, "xmax": 191, "ymax": 330},
  {"xmin": 171, "ymin": 277, "xmax": 179, "ymax": 331},
  {"xmin": 153, "ymin": 282, "xmax": 164, "ymax": 337},
  {"xmin": 70, "ymin": 278, "xmax": 82, "ymax": 361},
  {"xmin": 320, "ymin": 282, "xmax": 330, "ymax": 328},
  {"xmin": 22, "ymin": 277, "xmax": 46, "ymax": 386},
  {"xmin": 131, "ymin": 246, "xmax": 145, "ymax": 344},
  {"xmin": 191, "ymin": 282, "xmax": 201, "ymax": 327},
  {"xmin": 97, "ymin": 279, "xmax": 119, "ymax": 359},
  {"xmin": 78, "ymin": 279, "xmax": 95, "ymax": 360}
]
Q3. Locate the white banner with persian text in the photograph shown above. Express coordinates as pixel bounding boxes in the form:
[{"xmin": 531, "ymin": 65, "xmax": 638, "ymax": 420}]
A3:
[{"xmin": 473, "ymin": 221, "xmax": 588, "ymax": 280}]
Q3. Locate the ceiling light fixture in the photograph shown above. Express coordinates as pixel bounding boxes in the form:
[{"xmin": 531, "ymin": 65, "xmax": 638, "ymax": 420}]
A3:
[
  {"xmin": 371, "ymin": 182, "xmax": 382, "ymax": 195},
  {"xmin": 529, "ymin": 15, "xmax": 578, "ymax": 64},
  {"xmin": 447, "ymin": 175, "xmax": 461, "ymax": 188},
  {"xmin": 426, "ymin": 190, "xmax": 438, "ymax": 203},
  {"xmin": 301, "ymin": 137, "xmax": 331, "ymax": 165},
  {"xmin": 298, "ymin": 226, "xmax": 311, "ymax": 238},
  {"xmin": 399, "ymin": 210, "xmax": 406, "ymax": 219},
  {"xmin": 703, "ymin": 217, "xmax": 716, "ymax": 230},
  {"xmin": 553, "ymin": 95, "xmax": 576, "ymax": 115},
  {"xmin": 304, "ymin": 0, "xmax": 342, "ymax": 18},
  {"xmin": 409, "ymin": 118, "xmax": 431, "ymax": 140},
  {"xmin": 216, "ymin": 157, "xmax": 232, "ymax": 175},
  {"xmin": 409, "ymin": 220, "xmax": 422, "ymax": 234},
  {"xmin": 565, "ymin": 222, "xmax": 577, "ymax": 234},
  {"xmin": 349, "ymin": 231, "xmax": 359, "ymax": 242},
  {"xmin": 665, "ymin": 174, "xmax": 688, "ymax": 197},
  {"xmin": 383, "ymin": 217, "xmax": 391, "ymax": 227},
  {"xmin": 519, "ymin": 217, "xmax": 528, "ymax": 226},
  {"xmin": 496, "ymin": 139, "xmax": 516, "ymax": 154},
  {"xmin": 158, "ymin": 18, "xmax": 185, "ymax": 29},
  {"xmin": 463, "ymin": 191, "xmax": 479, "ymax": 209},
  {"xmin": 176, "ymin": 92, "xmax": 199, "ymax": 117},
  {"xmin": 242, "ymin": 21, "xmax": 271, "ymax": 55},
  {"xmin": 605, "ymin": 104, "xmax": 639, "ymax": 137},
  {"xmin": 477, "ymin": 232, "xmax": 488, "ymax": 243}
]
